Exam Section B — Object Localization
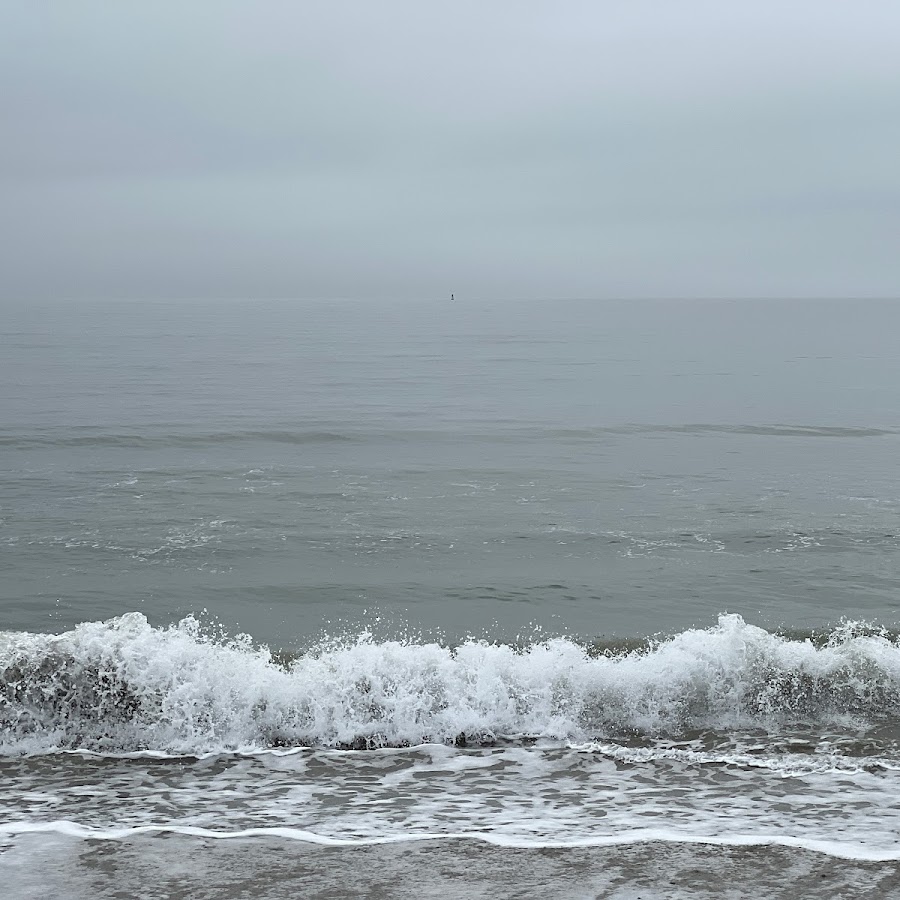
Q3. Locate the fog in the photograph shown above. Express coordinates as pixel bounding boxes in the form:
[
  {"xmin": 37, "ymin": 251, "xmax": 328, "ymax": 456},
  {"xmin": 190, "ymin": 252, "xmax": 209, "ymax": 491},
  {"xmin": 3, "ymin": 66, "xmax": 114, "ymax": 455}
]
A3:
[{"xmin": 2, "ymin": 0, "xmax": 899, "ymax": 300}]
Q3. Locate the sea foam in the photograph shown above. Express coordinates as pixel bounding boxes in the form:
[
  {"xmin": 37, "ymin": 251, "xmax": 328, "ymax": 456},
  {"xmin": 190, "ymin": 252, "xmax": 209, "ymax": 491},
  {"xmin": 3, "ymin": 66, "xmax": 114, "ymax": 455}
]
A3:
[{"xmin": 2, "ymin": 613, "xmax": 900, "ymax": 755}]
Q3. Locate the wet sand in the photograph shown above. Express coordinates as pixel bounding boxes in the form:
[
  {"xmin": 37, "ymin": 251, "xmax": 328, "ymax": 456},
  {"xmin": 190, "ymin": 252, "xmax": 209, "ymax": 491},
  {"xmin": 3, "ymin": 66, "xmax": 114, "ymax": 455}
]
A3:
[{"xmin": 3, "ymin": 835, "xmax": 900, "ymax": 899}]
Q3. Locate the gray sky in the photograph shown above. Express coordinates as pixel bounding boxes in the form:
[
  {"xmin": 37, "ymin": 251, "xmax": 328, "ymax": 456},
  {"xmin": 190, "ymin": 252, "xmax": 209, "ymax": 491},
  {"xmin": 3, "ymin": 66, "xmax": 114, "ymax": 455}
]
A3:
[{"xmin": 2, "ymin": 0, "xmax": 899, "ymax": 301}]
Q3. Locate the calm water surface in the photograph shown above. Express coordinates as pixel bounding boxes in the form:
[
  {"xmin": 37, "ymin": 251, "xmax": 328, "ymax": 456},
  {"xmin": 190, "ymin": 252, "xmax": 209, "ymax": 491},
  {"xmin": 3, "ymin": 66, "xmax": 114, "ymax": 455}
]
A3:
[{"xmin": 3, "ymin": 297, "xmax": 900, "ymax": 643}]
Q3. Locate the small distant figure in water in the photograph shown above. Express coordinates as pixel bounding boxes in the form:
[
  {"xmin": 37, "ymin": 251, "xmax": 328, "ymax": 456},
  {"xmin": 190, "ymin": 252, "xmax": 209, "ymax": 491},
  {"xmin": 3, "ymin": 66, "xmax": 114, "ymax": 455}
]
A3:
[{"xmin": 450, "ymin": 293, "xmax": 455, "ymax": 302}]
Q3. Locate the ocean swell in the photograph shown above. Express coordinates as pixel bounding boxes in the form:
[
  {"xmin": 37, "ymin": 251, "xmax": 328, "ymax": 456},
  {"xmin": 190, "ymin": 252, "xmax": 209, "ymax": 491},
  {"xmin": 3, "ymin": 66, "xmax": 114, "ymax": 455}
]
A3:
[{"xmin": 2, "ymin": 614, "xmax": 900, "ymax": 755}]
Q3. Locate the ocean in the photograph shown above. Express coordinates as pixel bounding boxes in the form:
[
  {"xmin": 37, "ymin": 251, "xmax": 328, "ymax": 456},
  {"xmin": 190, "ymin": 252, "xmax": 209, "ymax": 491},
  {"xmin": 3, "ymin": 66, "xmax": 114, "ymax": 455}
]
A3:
[{"xmin": 3, "ymin": 297, "xmax": 900, "ymax": 897}]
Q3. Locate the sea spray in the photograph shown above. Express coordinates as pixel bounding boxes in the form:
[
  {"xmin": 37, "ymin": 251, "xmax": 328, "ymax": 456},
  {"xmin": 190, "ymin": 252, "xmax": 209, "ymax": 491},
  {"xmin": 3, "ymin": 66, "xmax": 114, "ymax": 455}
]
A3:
[{"xmin": 3, "ymin": 613, "xmax": 900, "ymax": 755}]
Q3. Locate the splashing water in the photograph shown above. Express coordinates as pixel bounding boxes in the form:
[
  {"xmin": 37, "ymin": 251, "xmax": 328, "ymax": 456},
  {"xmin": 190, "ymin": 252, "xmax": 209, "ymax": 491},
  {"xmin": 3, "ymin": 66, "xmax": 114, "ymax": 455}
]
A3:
[{"xmin": 3, "ymin": 613, "xmax": 900, "ymax": 755}]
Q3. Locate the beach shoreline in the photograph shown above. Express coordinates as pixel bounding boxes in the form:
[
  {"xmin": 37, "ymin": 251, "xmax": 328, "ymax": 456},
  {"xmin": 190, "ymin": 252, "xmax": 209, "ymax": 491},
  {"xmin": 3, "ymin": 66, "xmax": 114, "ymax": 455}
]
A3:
[{"xmin": 4, "ymin": 834, "xmax": 900, "ymax": 899}]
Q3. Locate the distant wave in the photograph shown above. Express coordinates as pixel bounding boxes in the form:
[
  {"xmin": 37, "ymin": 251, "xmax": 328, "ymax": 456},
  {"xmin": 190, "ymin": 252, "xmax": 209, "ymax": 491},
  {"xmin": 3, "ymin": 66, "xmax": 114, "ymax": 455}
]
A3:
[
  {"xmin": 1, "ymin": 422, "xmax": 894, "ymax": 449},
  {"xmin": 0, "ymin": 429, "xmax": 357, "ymax": 449},
  {"xmin": 4, "ymin": 614, "xmax": 900, "ymax": 755},
  {"xmin": 546, "ymin": 424, "xmax": 898, "ymax": 439}
]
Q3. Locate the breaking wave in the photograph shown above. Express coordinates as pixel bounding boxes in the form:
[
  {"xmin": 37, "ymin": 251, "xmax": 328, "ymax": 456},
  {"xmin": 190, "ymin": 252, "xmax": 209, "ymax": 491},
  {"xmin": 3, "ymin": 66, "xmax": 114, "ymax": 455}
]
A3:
[{"xmin": 3, "ymin": 614, "xmax": 900, "ymax": 755}]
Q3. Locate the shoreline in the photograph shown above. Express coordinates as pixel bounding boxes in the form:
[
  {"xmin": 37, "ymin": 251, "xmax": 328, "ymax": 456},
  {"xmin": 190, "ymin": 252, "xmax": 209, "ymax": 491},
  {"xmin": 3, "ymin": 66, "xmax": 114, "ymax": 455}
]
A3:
[
  {"xmin": 4, "ymin": 820, "xmax": 900, "ymax": 863},
  {"xmin": 3, "ymin": 834, "xmax": 900, "ymax": 899}
]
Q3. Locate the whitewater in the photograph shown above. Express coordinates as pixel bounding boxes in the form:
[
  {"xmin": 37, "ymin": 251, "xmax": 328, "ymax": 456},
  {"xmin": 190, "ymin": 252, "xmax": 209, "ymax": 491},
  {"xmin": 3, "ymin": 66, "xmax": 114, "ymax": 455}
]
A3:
[
  {"xmin": 4, "ymin": 613, "xmax": 900, "ymax": 754},
  {"xmin": 3, "ymin": 613, "xmax": 900, "ymax": 867}
]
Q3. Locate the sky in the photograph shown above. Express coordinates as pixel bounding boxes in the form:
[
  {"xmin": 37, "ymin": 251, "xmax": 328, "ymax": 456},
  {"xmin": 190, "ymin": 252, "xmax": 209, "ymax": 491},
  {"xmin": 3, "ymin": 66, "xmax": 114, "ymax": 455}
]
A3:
[{"xmin": 1, "ymin": 1, "xmax": 899, "ymax": 301}]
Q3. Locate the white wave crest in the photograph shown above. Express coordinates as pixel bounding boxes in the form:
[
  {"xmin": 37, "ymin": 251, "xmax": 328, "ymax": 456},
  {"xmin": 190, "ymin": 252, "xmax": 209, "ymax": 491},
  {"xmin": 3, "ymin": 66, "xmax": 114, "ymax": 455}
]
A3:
[{"xmin": 2, "ymin": 613, "xmax": 900, "ymax": 755}]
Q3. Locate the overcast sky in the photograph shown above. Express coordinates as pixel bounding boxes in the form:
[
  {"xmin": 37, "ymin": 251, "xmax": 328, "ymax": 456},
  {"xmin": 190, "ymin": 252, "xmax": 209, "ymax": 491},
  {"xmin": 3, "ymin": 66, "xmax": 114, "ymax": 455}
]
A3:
[{"xmin": 1, "ymin": 1, "xmax": 899, "ymax": 301}]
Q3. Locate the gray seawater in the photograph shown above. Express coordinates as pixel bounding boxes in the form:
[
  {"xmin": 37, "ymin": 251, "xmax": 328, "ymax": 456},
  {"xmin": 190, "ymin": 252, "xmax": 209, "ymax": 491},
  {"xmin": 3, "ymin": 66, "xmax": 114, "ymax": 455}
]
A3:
[{"xmin": 3, "ymin": 297, "xmax": 900, "ymax": 896}]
